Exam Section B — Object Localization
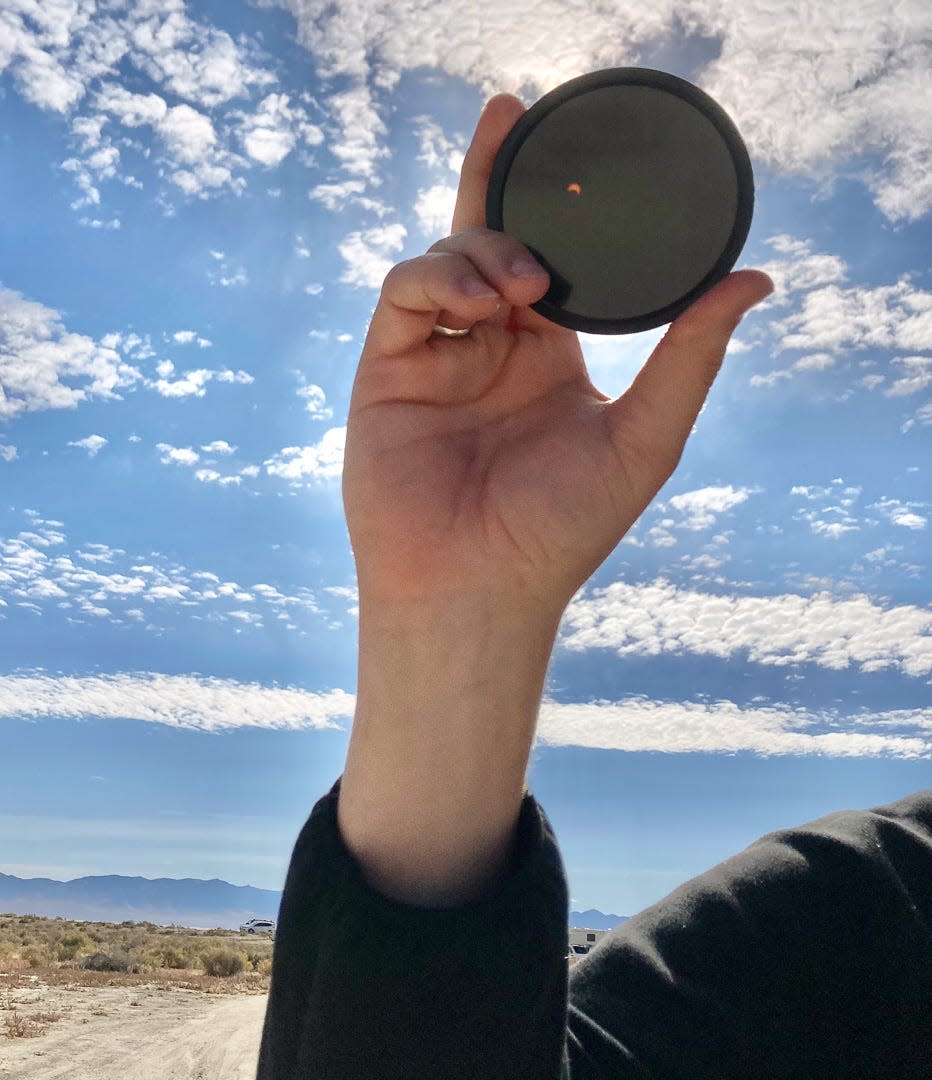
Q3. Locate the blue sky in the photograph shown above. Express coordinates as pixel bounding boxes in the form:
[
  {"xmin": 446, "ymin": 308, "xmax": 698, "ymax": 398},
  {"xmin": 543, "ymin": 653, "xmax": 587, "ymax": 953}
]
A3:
[{"xmin": 0, "ymin": 0, "xmax": 929, "ymax": 917}]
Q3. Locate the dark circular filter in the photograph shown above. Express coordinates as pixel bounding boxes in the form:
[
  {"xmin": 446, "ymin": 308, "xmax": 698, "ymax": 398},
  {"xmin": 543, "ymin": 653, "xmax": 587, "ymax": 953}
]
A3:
[{"xmin": 486, "ymin": 68, "xmax": 754, "ymax": 334}]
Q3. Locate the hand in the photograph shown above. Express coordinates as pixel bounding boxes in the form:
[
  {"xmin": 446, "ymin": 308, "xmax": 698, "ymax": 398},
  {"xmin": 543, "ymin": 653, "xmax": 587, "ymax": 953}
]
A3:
[{"xmin": 344, "ymin": 94, "xmax": 773, "ymax": 623}]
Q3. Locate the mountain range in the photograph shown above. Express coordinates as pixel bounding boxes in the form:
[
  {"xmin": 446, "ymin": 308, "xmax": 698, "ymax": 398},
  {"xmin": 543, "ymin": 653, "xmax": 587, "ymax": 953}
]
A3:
[
  {"xmin": 0, "ymin": 872, "xmax": 281, "ymax": 929},
  {"xmin": 0, "ymin": 871, "xmax": 627, "ymax": 931}
]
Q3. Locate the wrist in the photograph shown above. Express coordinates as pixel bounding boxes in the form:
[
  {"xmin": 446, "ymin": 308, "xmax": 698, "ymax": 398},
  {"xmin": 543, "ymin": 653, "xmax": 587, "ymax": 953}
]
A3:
[{"xmin": 338, "ymin": 591, "xmax": 560, "ymax": 906}]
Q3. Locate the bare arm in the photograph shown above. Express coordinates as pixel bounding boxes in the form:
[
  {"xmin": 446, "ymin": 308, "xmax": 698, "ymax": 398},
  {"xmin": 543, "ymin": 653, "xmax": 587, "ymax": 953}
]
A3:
[{"xmin": 338, "ymin": 94, "xmax": 773, "ymax": 907}]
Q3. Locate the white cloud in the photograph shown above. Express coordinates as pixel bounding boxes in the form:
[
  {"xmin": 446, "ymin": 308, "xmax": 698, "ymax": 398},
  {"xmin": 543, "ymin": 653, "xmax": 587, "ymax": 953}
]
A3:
[
  {"xmin": 0, "ymin": 285, "xmax": 140, "ymax": 419},
  {"xmin": 126, "ymin": 6, "xmax": 276, "ymax": 110},
  {"xmin": 664, "ymin": 485, "xmax": 754, "ymax": 530},
  {"xmin": 267, "ymin": 0, "xmax": 932, "ymax": 220},
  {"xmin": 172, "ymin": 330, "xmax": 212, "ymax": 348},
  {"xmin": 561, "ymin": 578, "xmax": 932, "ymax": 677},
  {"xmin": 536, "ymin": 697, "xmax": 931, "ymax": 758},
  {"xmin": 413, "ymin": 182, "xmax": 457, "ymax": 238},
  {"xmin": 149, "ymin": 359, "xmax": 254, "ymax": 398},
  {"xmin": 264, "ymin": 427, "xmax": 346, "ymax": 482},
  {"xmin": 412, "ymin": 115, "xmax": 463, "ymax": 174},
  {"xmin": 0, "ymin": 672, "xmax": 353, "ymax": 733},
  {"xmin": 68, "ymin": 434, "xmax": 108, "ymax": 457},
  {"xmin": 308, "ymin": 179, "xmax": 367, "ymax": 212},
  {"xmin": 337, "ymin": 223, "xmax": 407, "ymax": 289},
  {"xmin": 771, "ymin": 276, "xmax": 932, "ymax": 356},
  {"xmin": 0, "ymin": 671, "xmax": 925, "ymax": 758},
  {"xmin": 297, "ymin": 383, "xmax": 333, "ymax": 420},
  {"xmin": 869, "ymin": 497, "xmax": 927, "ymax": 531},
  {"xmin": 237, "ymin": 91, "xmax": 323, "ymax": 167},
  {"xmin": 884, "ymin": 355, "xmax": 932, "ymax": 398},
  {"xmin": 156, "ymin": 443, "xmax": 199, "ymax": 467},
  {"xmin": 1, "ymin": 445, "xmax": 18, "ymax": 462},
  {"xmin": 200, "ymin": 440, "xmax": 236, "ymax": 455}
]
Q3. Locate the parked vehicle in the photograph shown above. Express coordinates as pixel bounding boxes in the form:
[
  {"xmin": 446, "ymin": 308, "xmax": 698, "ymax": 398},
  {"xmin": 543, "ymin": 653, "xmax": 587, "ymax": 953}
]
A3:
[
  {"xmin": 240, "ymin": 917, "xmax": 276, "ymax": 934},
  {"xmin": 566, "ymin": 927, "xmax": 609, "ymax": 964}
]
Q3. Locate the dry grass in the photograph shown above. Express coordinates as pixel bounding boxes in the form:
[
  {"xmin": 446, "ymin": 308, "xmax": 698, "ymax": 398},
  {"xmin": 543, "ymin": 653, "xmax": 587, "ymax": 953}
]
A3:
[{"xmin": 0, "ymin": 912, "xmax": 272, "ymax": 1027}]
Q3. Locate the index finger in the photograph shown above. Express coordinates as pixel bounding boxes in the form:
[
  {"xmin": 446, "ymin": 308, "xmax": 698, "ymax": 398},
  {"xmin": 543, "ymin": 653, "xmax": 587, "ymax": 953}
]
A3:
[{"xmin": 450, "ymin": 94, "xmax": 527, "ymax": 234}]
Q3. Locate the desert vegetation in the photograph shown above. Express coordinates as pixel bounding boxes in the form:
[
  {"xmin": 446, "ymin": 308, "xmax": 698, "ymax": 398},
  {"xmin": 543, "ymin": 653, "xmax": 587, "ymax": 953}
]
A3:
[{"xmin": 0, "ymin": 912, "xmax": 273, "ymax": 1026}]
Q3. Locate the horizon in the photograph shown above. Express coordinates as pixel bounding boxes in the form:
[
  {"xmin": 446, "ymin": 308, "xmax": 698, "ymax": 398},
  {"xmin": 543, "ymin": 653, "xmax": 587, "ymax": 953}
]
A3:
[{"xmin": 1, "ymin": 0, "xmax": 929, "ymax": 916}]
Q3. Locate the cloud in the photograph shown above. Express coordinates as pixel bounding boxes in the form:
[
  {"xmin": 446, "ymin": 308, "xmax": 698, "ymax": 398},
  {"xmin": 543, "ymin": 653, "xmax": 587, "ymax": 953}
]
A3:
[
  {"xmin": 560, "ymin": 578, "xmax": 932, "ymax": 677},
  {"xmin": 2, "ymin": 7, "xmax": 280, "ymax": 211},
  {"xmin": 266, "ymin": 0, "xmax": 932, "ymax": 221},
  {"xmin": 68, "ymin": 434, "xmax": 108, "ymax": 457},
  {"xmin": 750, "ymin": 236, "xmax": 932, "ymax": 399},
  {"xmin": 0, "ymin": 669, "xmax": 926, "ymax": 758},
  {"xmin": 884, "ymin": 355, "xmax": 932, "ymax": 398},
  {"xmin": 237, "ymin": 92, "xmax": 324, "ymax": 167},
  {"xmin": 536, "ymin": 697, "xmax": 931, "ymax": 758},
  {"xmin": 337, "ymin": 223, "xmax": 407, "ymax": 289},
  {"xmin": 0, "ymin": 285, "xmax": 140, "ymax": 419},
  {"xmin": 149, "ymin": 359, "xmax": 254, "ymax": 398},
  {"xmin": 1, "ymin": 445, "xmax": 18, "ymax": 462},
  {"xmin": 156, "ymin": 443, "xmax": 199, "ymax": 466},
  {"xmin": 200, "ymin": 440, "xmax": 236, "ymax": 455},
  {"xmin": 868, "ymin": 497, "xmax": 927, "ymax": 531},
  {"xmin": 0, "ymin": 672, "xmax": 353, "ymax": 733},
  {"xmin": 664, "ymin": 485, "xmax": 754, "ymax": 530},
  {"xmin": 771, "ymin": 277, "xmax": 932, "ymax": 356},
  {"xmin": 173, "ymin": 330, "xmax": 212, "ymax": 347},
  {"xmin": 296, "ymin": 383, "xmax": 333, "ymax": 420},
  {"xmin": 264, "ymin": 427, "xmax": 346, "ymax": 483},
  {"xmin": 413, "ymin": 182, "xmax": 457, "ymax": 238},
  {"xmin": 0, "ymin": 513, "xmax": 321, "ymax": 631},
  {"xmin": 127, "ymin": 7, "xmax": 276, "ymax": 110}
]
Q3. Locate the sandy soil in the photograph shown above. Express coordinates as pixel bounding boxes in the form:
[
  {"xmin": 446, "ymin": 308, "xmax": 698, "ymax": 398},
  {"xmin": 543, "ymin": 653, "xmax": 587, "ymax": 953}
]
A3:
[{"xmin": 0, "ymin": 977, "xmax": 267, "ymax": 1080}]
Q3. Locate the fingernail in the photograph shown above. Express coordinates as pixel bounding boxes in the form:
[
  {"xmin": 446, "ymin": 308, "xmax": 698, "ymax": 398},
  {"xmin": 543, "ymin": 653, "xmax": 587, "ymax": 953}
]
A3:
[
  {"xmin": 459, "ymin": 275, "xmax": 500, "ymax": 298},
  {"xmin": 511, "ymin": 255, "xmax": 548, "ymax": 279}
]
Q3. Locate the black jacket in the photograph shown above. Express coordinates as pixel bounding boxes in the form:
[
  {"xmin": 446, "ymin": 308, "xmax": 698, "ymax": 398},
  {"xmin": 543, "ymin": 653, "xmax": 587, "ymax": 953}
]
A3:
[{"xmin": 257, "ymin": 782, "xmax": 932, "ymax": 1079}]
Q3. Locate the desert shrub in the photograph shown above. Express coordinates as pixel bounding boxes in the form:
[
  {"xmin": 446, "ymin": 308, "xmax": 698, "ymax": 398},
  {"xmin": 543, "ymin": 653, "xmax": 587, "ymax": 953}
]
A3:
[
  {"xmin": 155, "ymin": 945, "xmax": 190, "ymax": 970},
  {"xmin": 55, "ymin": 933, "xmax": 94, "ymax": 961},
  {"xmin": 256, "ymin": 957, "xmax": 273, "ymax": 976},
  {"xmin": 83, "ymin": 950, "xmax": 131, "ymax": 973},
  {"xmin": 199, "ymin": 948, "xmax": 247, "ymax": 977},
  {"xmin": 23, "ymin": 945, "xmax": 52, "ymax": 969}
]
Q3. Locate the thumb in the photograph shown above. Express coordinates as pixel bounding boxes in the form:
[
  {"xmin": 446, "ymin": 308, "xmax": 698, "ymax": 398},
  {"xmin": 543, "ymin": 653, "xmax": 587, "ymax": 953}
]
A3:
[{"xmin": 609, "ymin": 269, "xmax": 773, "ymax": 481}]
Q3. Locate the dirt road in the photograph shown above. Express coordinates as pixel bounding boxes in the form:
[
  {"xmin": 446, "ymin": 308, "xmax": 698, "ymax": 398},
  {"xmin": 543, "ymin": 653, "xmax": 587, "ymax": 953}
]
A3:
[{"xmin": 0, "ymin": 981, "xmax": 267, "ymax": 1080}]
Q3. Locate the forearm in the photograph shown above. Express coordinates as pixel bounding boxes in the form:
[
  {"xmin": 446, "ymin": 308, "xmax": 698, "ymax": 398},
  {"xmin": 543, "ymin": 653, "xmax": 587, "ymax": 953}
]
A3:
[{"xmin": 337, "ymin": 591, "xmax": 562, "ymax": 907}]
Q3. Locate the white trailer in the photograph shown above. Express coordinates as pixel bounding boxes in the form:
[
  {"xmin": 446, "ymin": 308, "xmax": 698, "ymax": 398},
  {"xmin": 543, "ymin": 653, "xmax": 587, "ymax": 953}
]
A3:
[{"xmin": 567, "ymin": 926, "xmax": 610, "ymax": 964}]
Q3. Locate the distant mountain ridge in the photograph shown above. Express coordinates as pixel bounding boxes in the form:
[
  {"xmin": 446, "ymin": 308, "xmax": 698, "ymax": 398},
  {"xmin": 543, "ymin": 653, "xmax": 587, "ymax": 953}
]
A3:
[
  {"xmin": 569, "ymin": 909, "xmax": 628, "ymax": 930},
  {"xmin": 0, "ymin": 871, "xmax": 627, "ymax": 932},
  {"xmin": 0, "ymin": 871, "xmax": 281, "ymax": 929}
]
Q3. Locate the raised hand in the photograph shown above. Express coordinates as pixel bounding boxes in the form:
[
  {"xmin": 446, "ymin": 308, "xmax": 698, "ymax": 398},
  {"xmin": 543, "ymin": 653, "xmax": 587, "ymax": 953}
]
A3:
[
  {"xmin": 344, "ymin": 94, "xmax": 772, "ymax": 624},
  {"xmin": 338, "ymin": 93, "xmax": 772, "ymax": 906}
]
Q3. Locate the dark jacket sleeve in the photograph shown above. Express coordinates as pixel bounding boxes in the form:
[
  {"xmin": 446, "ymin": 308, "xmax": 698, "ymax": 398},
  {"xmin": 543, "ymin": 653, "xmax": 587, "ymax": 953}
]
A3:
[
  {"xmin": 256, "ymin": 776, "xmax": 571, "ymax": 1080},
  {"xmin": 566, "ymin": 788, "xmax": 932, "ymax": 1079},
  {"xmin": 258, "ymin": 783, "xmax": 932, "ymax": 1080}
]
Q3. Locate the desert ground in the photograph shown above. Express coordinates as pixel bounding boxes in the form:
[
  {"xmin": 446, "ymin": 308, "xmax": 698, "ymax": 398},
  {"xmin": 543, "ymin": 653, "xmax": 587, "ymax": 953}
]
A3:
[
  {"xmin": 0, "ymin": 974, "xmax": 267, "ymax": 1080},
  {"xmin": 0, "ymin": 914, "xmax": 273, "ymax": 1079}
]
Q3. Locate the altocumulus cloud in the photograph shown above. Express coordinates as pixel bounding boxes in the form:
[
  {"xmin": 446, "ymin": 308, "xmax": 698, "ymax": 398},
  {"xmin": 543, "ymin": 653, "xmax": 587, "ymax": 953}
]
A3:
[
  {"xmin": 0, "ymin": 673, "xmax": 355, "ymax": 733},
  {"xmin": 561, "ymin": 579, "xmax": 932, "ymax": 677},
  {"xmin": 1, "ymin": 672, "xmax": 927, "ymax": 758},
  {"xmin": 536, "ymin": 698, "xmax": 932, "ymax": 758}
]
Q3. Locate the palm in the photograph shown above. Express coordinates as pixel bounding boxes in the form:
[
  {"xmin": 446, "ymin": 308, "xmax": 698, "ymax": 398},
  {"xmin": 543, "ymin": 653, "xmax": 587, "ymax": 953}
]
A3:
[{"xmin": 345, "ymin": 313, "xmax": 653, "ymax": 614}]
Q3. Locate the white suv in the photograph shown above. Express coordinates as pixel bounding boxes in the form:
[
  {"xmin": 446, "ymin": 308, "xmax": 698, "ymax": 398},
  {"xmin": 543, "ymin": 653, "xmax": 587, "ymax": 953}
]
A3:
[{"xmin": 240, "ymin": 918, "xmax": 276, "ymax": 934}]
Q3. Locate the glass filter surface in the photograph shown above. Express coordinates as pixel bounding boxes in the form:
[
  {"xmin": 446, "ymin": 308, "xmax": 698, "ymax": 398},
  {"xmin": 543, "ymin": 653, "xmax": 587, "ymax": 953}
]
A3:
[{"xmin": 486, "ymin": 68, "xmax": 755, "ymax": 334}]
